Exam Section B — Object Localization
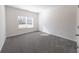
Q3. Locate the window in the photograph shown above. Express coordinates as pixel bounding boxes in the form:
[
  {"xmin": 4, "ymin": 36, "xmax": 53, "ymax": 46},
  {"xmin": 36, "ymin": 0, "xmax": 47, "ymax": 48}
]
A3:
[
  {"xmin": 27, "ymin": 16, "xmax": 33, "ymax": 25},
  {"xmin": 17, "ymin": 16, "xmax": 33, "ymax": 29}
]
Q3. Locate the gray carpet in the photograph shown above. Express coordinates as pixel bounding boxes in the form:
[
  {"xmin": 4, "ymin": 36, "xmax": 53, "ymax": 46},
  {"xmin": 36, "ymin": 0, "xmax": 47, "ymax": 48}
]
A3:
[{"xmin": 1, "ymin": 31, "xmax": 77, "ymax": 53}]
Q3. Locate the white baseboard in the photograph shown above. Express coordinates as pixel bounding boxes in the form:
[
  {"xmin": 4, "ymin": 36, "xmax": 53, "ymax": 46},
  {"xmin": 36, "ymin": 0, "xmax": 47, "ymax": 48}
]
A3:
[
  {"xmin": 6, "ymin": 31, "xmax": 39, "ymax": 38},
  {"xmin": 40, "ymin": 30, "xmax": 76, "ymax": 42}
]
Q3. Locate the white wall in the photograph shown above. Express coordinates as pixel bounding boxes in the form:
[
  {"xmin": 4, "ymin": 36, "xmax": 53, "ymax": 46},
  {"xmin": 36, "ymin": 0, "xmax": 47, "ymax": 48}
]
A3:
[
  {"xmin": 76, "ymin": 7, "xmax": 79, "ymax": 34},
  {"xmin": 39, "ymin": 6, "xmax": 77, "ymax": 41},
  {"xmin": 76, "ymin": 7, "xmax": 79, "ymax": 48},
  {"xmin": 6, "ymin": 6, "xmax": 39, "ymax": 37},
  {"xmin": 0, "ymin": 5, "xmax": 6, "ymax": 51}
]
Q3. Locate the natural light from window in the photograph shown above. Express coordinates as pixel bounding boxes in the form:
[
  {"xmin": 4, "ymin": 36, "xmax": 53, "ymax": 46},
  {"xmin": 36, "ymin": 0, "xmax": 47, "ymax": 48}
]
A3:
[{"xmin": 17, "ymin": 16, "xmax": 33, "ymax": 29}]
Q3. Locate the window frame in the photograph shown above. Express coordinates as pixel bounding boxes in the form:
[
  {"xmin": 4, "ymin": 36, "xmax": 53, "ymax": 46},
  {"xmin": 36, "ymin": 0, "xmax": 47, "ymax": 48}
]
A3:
[{"xmin": 17, "ymin": 16, "xmax": 33, "ymax": 29}]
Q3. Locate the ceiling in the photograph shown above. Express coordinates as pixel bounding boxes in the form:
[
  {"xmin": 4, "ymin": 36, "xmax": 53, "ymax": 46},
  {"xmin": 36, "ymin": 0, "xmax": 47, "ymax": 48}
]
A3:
[{"xmin": 7, "ymin": 5, "xmax": 60, "ymax": 13}]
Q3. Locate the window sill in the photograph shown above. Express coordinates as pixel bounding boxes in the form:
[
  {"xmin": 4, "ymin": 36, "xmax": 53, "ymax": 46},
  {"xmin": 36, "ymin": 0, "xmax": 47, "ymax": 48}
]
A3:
[{"xmin": 18, "ymin": 24, "xmax": 33, "ymax": 29}]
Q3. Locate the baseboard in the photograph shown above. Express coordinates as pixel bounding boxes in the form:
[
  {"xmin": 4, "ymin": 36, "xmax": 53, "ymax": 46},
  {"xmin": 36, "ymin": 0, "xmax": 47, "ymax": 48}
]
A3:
[
  {"xmin": 40, "ymin": 30, "xmax": 76, "ymax": 42},
  {"xmin": 6, "ymin": 30, "xmax": 76, "ymax": 42},
  {"xmin": 6, "ymin": 31, "xmax": 39, "ymax": 38}
]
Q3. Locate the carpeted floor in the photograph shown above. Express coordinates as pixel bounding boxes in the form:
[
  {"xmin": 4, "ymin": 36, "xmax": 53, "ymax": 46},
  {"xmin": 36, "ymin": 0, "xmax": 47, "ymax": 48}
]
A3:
[{"xmin": 1, "ymin": 31, "xmax": 77, "ymax": 53}]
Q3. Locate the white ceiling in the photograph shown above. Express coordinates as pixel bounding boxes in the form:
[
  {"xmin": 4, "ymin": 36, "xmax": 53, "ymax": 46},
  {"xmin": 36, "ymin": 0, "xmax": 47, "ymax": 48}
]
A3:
[{"xmin": 7, "ymin": 5, "xmax": 60, "ymax": 13}]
